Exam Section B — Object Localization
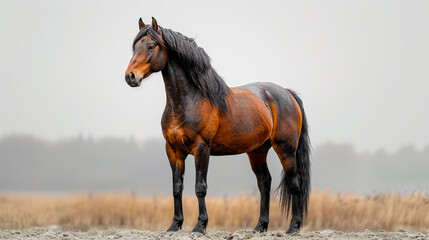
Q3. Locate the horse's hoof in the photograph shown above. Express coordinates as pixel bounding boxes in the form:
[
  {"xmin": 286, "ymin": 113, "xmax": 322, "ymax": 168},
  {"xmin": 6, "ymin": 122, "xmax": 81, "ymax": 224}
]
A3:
[
  {"xmin": 191, "ymin": 219, "xmax": 207, "ymax": 234},
  {"xmin": 166, "ymin": 227, "xmax": 180, "ymax": 232},
  {"xmin": 166, "ymin": 223, "xmax": 182, "ymax": 232},
  {"xmin": 286, "ymin": 227, "xmax": 299, "ymax": 234},
  {"xmin": 253, "ymin": 221, "xmax": 268, "ymax": 232},
  {"xmin": 191, "ymin": 227, "xmax": 205, "ymax": 234},
  {"xmin": 191, "ymin": 222, "xmax": 207, "ymax": 234},
  {"xmin": 286, "ymin": 219, "xmax": 301, "ymax": 234}
]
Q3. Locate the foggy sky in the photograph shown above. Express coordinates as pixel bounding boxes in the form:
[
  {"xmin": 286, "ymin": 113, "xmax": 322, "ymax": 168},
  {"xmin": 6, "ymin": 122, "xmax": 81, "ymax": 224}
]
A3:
[{"xmin": 1, "ymin": 0, "xmax": 429, "ymax": 152}]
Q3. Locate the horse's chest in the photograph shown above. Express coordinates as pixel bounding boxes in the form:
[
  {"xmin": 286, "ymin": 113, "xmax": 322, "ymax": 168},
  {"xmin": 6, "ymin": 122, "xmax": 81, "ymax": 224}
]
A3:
[
  {"xmin": 161, "ymin": 101, "xmax": 218, "ymax": 153},
  {"xmin": 162, "ymin": 118, "xmax": 196, "ymax": 153}
]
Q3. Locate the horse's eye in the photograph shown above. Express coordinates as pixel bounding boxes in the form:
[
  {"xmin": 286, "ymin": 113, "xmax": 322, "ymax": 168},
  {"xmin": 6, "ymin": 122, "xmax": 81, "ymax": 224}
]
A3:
[{"xmin": 148, "ymin": 44, "xmax": 156, "ymax": 50}]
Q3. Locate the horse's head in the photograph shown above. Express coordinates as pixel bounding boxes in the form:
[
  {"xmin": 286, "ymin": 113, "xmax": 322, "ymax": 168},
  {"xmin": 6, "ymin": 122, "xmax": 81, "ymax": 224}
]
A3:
[{"xmin": 125, "ymin": 17, "xmax": 168, "ymax": 87}]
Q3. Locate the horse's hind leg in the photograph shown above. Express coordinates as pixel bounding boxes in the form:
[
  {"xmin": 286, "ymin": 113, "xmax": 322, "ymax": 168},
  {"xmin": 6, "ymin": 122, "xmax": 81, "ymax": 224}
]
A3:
[
  {"xmin": 272, "ymin": 140, "xmax": 302, "ymax": 233},
  {"xmin": 247, "ymin": 141, "xmax": 272, "ymax": 232}
]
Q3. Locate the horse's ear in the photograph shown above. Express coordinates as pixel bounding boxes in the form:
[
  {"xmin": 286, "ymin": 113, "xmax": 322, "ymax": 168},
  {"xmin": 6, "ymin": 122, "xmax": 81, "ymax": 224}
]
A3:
[
  {"xmin": 151, "ymin": 17, "xmax": 159, "ymax": 32},
  {"xmin": 139, "ymin": 18, "xmax": 146, "ymax": 30}
]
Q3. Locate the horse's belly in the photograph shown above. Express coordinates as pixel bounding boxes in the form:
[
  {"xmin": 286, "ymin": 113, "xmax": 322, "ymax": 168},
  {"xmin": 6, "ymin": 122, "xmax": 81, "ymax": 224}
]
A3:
[{"xmin": 210, "ymin": 122, "xmax": 271, "ymax": 155}]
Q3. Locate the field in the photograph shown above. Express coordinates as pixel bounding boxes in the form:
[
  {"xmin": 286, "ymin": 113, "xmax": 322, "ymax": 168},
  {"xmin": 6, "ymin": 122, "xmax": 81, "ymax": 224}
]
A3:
[{"xmin": 1, "ymin": 191, "xmax": 428, "ymax": 233}]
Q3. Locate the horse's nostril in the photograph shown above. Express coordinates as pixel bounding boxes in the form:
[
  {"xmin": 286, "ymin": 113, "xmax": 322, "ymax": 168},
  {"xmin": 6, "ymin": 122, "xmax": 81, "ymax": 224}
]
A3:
[{"xmin": 125, "ymin": 72, "xmax": 136, "ymax": 84}]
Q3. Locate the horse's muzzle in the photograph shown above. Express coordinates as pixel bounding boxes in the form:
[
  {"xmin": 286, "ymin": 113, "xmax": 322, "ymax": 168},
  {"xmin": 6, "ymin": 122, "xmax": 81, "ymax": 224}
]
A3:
[{"xmin": 125, "ymin": 72, "xmax": 142, "ymax": 87}]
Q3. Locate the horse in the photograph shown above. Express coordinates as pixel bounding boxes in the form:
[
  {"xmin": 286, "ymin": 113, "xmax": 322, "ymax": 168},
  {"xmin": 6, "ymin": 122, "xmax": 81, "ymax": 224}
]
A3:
[{"xmin": 125, "ymin": 17, "xmax": 311, "ymax": 234}]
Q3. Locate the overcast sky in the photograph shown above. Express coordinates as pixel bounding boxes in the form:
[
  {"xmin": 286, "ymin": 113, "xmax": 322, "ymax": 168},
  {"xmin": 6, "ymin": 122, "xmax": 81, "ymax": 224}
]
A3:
[{"xmin": 1, "ymin": 0, "xmax": 428, "ymax": 153}]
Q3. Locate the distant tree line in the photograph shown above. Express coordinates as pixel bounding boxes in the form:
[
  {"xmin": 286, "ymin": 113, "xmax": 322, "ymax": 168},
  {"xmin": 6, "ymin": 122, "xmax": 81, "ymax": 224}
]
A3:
[{"xmin": 1, "ymin": 135, "xmax": 428, "ymax": 195}]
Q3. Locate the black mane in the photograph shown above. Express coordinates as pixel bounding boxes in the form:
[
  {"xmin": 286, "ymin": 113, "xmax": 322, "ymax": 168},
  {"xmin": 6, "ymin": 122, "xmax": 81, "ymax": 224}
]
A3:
[{"xmin": 133, "ymin": 26, "xmax": 230, "ymax": 111}]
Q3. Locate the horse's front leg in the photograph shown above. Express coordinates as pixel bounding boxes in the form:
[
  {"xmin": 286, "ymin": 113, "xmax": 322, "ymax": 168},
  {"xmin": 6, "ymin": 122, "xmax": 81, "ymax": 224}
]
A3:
[
  {"xmin": 192, "ymin": 141, "xmax": 210, "ymax": 234},
  {"xmin": 165, "ymin": 143, "xmax": 188, "ymax": 232}
]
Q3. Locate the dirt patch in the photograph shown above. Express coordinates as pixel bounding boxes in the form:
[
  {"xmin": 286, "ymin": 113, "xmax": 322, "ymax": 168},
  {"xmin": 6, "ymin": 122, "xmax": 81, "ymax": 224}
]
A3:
[{"xmin": 1, "ymin": 228, "xmax": 428, "ymax": 240}]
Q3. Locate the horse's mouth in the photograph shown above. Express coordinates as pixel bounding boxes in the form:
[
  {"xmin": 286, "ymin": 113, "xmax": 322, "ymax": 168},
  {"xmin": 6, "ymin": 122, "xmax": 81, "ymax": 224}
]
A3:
[
  {"xmin": 128, "ymin": 72, "xmax": 151, "ymax": 87},
  {"xmin": 128, "ymin": 81, "xmax": 141, "ymax": 87},
  {"xmin": 127, "ymin": 76, "xmax": 141, "ymax": 87}
]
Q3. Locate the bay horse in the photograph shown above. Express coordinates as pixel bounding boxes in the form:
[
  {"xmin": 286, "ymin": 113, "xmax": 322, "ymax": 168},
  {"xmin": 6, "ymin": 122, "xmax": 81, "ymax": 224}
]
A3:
[{"xmin": 125, "ymin": 17, "xmax": 311, "ymax": 234}]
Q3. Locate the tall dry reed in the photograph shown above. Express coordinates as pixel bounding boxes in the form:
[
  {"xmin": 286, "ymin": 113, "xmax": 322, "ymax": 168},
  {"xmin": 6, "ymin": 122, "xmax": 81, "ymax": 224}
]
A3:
[{"xmin": 0, "ymin": 191, "xmax": 428, "ymax": 231}]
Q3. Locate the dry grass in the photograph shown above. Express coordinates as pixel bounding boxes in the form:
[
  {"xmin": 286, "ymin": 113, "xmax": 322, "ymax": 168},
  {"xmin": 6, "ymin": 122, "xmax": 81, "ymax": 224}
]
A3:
[{"xmin": 0, "ymin": 191, "xmax": 428, "ymax": 232}]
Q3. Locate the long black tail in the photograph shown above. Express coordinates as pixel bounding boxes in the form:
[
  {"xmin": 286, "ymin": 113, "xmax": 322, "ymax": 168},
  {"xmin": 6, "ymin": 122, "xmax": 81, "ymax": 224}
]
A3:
[{"xmin": 277, "ymin": 89, "xmax": 311, "ymax": 221}]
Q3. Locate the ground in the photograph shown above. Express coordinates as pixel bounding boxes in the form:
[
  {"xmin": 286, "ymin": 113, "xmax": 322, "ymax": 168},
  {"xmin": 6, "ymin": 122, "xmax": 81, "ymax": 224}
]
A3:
[{"xmin": 1, "ymin": 228, "xmax": 428, "ymax": 240}]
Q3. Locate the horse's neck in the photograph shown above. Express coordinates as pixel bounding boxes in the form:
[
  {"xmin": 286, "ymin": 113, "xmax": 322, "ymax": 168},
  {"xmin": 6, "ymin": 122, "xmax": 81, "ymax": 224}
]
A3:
[{"xmin": 161, "ymin": 57, "xmax": 198, "ymax": 113}]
